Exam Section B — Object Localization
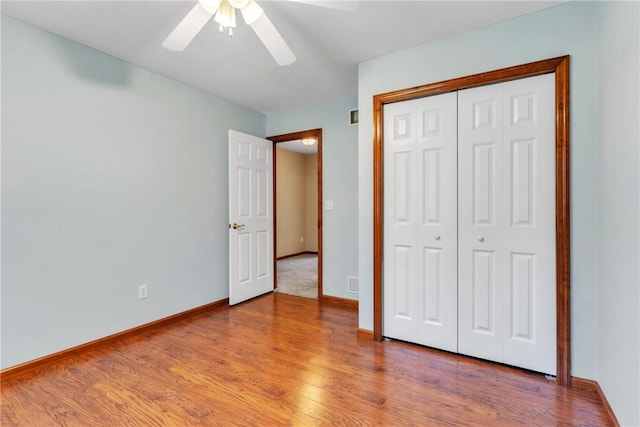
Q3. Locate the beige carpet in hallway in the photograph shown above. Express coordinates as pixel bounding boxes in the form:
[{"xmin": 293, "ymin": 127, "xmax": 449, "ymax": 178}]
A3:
[{"xmin": 276, "ymin": 254, "xmax": 318, "ymax": 299}]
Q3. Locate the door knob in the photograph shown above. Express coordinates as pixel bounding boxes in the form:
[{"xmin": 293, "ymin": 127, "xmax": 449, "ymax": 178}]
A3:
[
  {"xmin": 434, "ymin": 233, "xmax": 441, "ymax": 241},
  {"xmin": 477, "ymin": 235, "xmax": 485, "ymax": 242},
  {"xmin": 230, "ymin": 223, "xmax": 245, "ymax": 230}
]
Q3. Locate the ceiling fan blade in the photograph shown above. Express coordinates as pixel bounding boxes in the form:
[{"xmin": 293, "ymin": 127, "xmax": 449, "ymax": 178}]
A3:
[
  {"xmin": 162, "ymin": 3, "xmax": 214, "ymax": 51},
  {"xmin": 249, "ymin": 12, "xmax": 296, "ymax": 66},
  {"xmin": 286, "ymin": 0, "xmax": 359, "ymax": 12}
]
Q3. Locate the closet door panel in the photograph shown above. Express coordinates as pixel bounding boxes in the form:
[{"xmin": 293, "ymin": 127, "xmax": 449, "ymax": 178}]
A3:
[
  {"xmin": 384, "ymin": 93, "xmax": 458, "ymax": 351},
  {"xmin": 459, "ymin": 74, "xmax": 556, "ymax": 375},
  {"xmin": 458, "ymin": 83, "xmax": 505, "ymax": 363},
  {"xmin": 502, "ymin": 74, "xmax": 556, "ymax": 375},
  {"xmin": 384, "ymin": 102, "xmax": 420, "ymax": 342},
  {"xmin": 416, "ymin": 93, "xmax": 458, "ymax": 352}
]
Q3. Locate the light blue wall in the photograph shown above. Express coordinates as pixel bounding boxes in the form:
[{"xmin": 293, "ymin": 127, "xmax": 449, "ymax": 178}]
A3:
[
  {"xmin": 1, "ymin": 16, "xmax": 265, "ymax": 369},
  {"xmin": 595, "ymin": 2, "xmax": 640, "ymax": 425},
  {"xmin": 358, "ymin": 1, "xmax": 598, "ymax": 378},
  {"xmin": 267, "ymin": 98, "xmax": 359, "ymax": 300}
]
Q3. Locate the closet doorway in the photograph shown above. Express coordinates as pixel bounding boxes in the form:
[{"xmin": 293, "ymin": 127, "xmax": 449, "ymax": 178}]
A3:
[
  {"xmin": 372, "ymin": 56, "xmax": 571, "ymax": 386},
  {"xmin": 383, "ymin": 74, "xmax": 557, "ymax": 375},
  {"xmin": 268, "ymin": 129, "xmax": 323, "ymax": 299}
]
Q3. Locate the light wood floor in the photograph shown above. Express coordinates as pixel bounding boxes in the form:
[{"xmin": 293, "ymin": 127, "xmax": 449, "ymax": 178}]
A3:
[{"xmin": 2, "ymin": 293, "xmax": 610, "ymax": 426}]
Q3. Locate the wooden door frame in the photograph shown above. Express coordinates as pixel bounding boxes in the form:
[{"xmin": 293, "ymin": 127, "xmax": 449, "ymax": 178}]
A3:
[
  {"xmin": 268, "ymin": 129, "xmax": 323, "ymax": 299},
  {"xmin": 372, "ymin": 56, "xmax": 571, "ymax": 386}
]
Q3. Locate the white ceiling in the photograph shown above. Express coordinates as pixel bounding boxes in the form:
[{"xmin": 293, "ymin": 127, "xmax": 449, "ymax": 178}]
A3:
[
  {"xmin": 276, "ymin": 139, "xmax": 318, "ymax": 154},
  {"xmin": 1, "ymin": 0, "xmax": 565, "ymax": 113}
]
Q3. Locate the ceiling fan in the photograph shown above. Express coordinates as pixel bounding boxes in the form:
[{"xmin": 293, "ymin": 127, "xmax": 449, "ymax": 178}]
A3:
[{"xmin": 162, "ymin": 0, "xmax": 356, "ymax": 66}]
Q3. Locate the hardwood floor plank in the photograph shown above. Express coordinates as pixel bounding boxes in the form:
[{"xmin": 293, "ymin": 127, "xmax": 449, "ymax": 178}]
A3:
[{"xmin": 2, "ymin": 293, "xmax": 611, "ymax": 426}]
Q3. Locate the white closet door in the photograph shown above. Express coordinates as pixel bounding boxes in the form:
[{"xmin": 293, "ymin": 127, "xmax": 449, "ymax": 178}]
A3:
[
  {"xmin": 383, "ymin": 93, "xmax": 458, "ymax": 352},
  {"xmin": 501, "ymin": 74, "xmax": 556, "ymax": 374},
  {"xmin": 457, "ymin": 82, "xmax": 506, "ymax": 364},
  {"xmin": 458, "ymin": 74, "xmax": 556, "ymax": 375}
]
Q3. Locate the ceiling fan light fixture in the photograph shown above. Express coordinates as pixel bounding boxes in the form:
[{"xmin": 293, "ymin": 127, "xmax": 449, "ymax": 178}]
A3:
[
  {"xmin": 214, "ymin": 0, "xmax": 236, "ymax": 29},
  {"xmin": 240, "ymin": 0, "xmax": 264, "ymax": 25},
  {"xmin": 164, "ymin": 0, "xmax": 296, "ymax": 65},
  {"xmin": 302, "ymin": 138, "xmax": 316, "ymax": 146},
  {"xmin": 198, "ymin": 0, "xmax": 222, "ymax": 14}
]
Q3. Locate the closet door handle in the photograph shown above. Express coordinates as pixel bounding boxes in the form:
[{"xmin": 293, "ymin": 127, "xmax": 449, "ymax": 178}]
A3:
[
  {"xmin": 433, "ymin": 233, "xmax": 441, "ymax": 241},
  {"xmin": 477, "ymin": 235, "xmax": 485, "ymax": 242}
]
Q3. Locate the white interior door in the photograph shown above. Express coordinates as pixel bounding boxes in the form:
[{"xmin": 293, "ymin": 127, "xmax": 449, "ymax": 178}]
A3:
[
  {"xmin": 383, "ymin": 92, "xmax": 458, "ymax": 352},
  {"xmin": 228, "ymin": 130, "xmax": 273, "ymax": 305},
  {"xmin": 458, "ymin": 74, "xmax": 556, "ymax": 375}
]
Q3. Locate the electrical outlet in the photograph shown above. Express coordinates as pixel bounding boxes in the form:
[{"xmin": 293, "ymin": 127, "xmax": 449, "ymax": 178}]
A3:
[
  {"xmin": 300, "ymin": 236, "xmax": 304, "ymax": 243},
  {"xmin": 348, "ymin": 276, "xmax": 359, "ymax": 293},
  {"xmin": 139, "ymin": 284, "xmax": 148, "ymax": 299}
]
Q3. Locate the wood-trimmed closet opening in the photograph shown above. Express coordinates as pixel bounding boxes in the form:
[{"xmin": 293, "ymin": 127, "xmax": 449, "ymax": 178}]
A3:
[{"xmin": 372, "ymin": 56, "xmax": 571, "ymax": 386}]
